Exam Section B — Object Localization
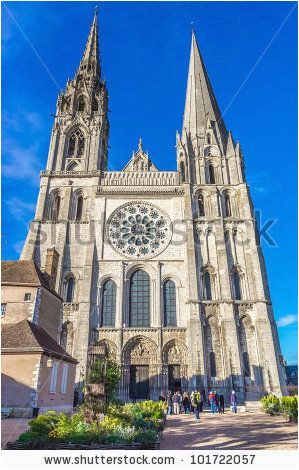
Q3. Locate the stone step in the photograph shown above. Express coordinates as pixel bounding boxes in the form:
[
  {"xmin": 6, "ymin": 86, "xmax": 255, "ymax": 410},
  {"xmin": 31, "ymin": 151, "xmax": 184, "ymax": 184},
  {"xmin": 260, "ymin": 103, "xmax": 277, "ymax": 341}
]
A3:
[{"xmin": 245, "ymin": 401, "xmax": 261, "ymax": 412}]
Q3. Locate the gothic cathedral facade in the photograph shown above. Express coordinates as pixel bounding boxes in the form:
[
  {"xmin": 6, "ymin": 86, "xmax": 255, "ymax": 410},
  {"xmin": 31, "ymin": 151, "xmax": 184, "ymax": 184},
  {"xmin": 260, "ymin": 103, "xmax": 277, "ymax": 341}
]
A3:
[{"xmin": 21, "ymin": 12, "xmax": 286, "ymax": 402}]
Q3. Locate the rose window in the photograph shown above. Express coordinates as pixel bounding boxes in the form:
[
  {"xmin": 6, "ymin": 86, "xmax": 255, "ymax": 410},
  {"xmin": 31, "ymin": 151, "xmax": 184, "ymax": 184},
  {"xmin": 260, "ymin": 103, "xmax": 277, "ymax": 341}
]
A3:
[{"xmin": 106, "ymin": 202, "xmax": 172, "ymax": 259}]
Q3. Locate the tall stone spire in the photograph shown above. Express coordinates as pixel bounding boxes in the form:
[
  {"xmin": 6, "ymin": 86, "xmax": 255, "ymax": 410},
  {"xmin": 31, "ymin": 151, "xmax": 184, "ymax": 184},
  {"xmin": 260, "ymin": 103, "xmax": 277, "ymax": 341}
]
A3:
[
  {"xmin": 182, "ymin": 31, "xmax": 227, "ymax": 143},
  {"xmin": 79, "ymin": 9, "xmax": 100, "ymax": 76}
]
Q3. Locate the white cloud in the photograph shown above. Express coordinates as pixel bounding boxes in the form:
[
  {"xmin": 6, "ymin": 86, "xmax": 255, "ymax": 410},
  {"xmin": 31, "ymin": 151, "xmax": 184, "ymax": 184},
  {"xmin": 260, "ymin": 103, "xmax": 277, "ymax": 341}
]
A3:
[
  {"xmin": 277, "ymin": 314, "xmax": 298, "ymax": 327},
  {"xmin": 6, "ymin": 197, "xmax": 36, "ymax": 222},
  {"xmin": 2, "ymin": 110, "xmax": 43, "ymax": 132},
  {"xmin": 2, "ymin": 137, "xmax": 41, "ymax": 183}
]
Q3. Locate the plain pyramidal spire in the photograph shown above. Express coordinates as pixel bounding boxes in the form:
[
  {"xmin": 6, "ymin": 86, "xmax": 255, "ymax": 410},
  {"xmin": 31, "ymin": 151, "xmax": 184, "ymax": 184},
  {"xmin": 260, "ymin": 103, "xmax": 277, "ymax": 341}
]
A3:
[
  {"xmin": 79, "ymin": 8, "xmax": 100, "ymax": 76},
  {"xmin": 182, "ymin": 30, "xmax": 227, "ymax": 141}
]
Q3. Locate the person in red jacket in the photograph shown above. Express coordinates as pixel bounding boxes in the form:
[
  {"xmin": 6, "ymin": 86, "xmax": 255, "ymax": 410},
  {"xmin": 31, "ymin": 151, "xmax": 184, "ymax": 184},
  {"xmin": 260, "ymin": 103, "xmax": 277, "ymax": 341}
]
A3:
[{"xmin": 209, "ymin": 391, "xmax": 216, "ymax": 414}]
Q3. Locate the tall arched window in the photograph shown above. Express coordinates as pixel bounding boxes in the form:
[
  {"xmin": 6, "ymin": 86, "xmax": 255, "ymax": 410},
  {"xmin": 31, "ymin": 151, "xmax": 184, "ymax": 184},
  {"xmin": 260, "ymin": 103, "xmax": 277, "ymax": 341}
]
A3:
[
  {"xmin": 210, "ymin": 351, "xmax": 217, "ymax": 377},
  {"xmin": 207, "ymin": 133, "xmax": 211, "ymax": 144},
  {"xmin": 70, "ymin": 190, "xmax": 84, "ymax": 221},
  {"xmin": 204, "ymin": 271, "xmax": 212, "ymax": 300},
  {"xmin": 232, "ymin": 271, "xmax": 242, "ymax": 300},
  {"xmin": 208, "ymin": 164, "xmax": 215, "ymax": 184},
  {"xmin": 163, "ymin": 280, "xmax": 177, "ymax": 327},
  {"xmin": 63, "ymin": 275, "xmax": 75, "ymax": 303},
  {"xmin": 198, "ymin": 193, "xmax": 205, "ymax": 216},
  {"xmin": 180, "ymin": 161, "xmax": 186, "ymax": 183},
  {"xmin": 76, "ymin": 196, "xmax": 83, "ymax": 221},
  {"xmin": 47, "ymin": 190, "xmax": 60, "ymax": 221},
  {"xmin": 129, "ymin": 270, "xmax": 150, "ymax": 327},
  {"xmin": 101, "ymin": 280, "xmax": 116, "ymax": 327},
  {"xmin": 243, "ymin": 351, "xmax": 250, "ymax": 377},
  {"xmin": 224, "ymin": 192, "xmax": 231, "ymax": 217},
  {"xmin": 67, "ymin": 129, "xmax": 85, "ymax": 158},
  {"xmin": 77, "ymin": 96, "xmax": 85, "ymax": 112}
]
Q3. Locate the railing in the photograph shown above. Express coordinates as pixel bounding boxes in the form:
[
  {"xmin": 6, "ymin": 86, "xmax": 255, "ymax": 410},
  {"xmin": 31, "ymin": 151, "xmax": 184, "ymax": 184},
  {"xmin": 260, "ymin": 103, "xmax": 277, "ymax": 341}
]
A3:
[{"xmin": 100, "ymin": 171, "xmax": 179, "ymax": 186}]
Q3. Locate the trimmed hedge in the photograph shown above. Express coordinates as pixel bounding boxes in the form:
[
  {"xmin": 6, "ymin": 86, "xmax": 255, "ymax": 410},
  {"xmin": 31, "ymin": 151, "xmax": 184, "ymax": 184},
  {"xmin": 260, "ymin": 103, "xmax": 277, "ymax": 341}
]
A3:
[{"xmin": 261, "ymin": 395, "xmax": 298, "ymax": 422}]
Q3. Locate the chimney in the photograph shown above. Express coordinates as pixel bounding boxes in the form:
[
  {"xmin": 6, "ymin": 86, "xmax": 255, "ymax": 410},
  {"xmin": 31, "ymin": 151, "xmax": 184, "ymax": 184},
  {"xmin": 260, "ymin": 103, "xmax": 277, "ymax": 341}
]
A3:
[{"xmin": 44, "ymin": 247, "xmax": 59, "ymax": 290}]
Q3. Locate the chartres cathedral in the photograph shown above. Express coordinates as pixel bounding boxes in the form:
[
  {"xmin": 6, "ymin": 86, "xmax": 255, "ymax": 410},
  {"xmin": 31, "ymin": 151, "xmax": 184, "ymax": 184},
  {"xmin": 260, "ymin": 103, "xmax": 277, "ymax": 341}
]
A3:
[{"xmin": 21, "ymin": 12, "xmax": 286, "ymax": 402}]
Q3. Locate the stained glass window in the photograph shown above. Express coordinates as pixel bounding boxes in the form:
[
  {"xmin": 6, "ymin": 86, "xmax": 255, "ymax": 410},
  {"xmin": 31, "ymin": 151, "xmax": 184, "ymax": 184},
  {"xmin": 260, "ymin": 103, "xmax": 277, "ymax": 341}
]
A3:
[
  {"xmin": 163, "ymin": 280, "xmax": 177, "ymax": 326},
  {"xmin": 101, "ymin": 280, "xmax": 116, "ymax": 327},
  {"xmin": 129, "ymin": 270, "xmax": 150, "ymax": 327}
]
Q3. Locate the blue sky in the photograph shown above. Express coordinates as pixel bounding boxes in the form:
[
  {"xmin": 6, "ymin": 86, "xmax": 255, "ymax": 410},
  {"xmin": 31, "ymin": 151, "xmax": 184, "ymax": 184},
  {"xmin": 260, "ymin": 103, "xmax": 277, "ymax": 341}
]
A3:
[{"xmin": 1, "ymin": 1, "xmax": 298, "ymax": 364}]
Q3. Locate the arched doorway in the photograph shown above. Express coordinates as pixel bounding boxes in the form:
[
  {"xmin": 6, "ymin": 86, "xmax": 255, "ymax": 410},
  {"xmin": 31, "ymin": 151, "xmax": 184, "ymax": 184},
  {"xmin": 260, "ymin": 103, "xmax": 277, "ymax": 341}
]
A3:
[
  {"xmin": 122, "ymin": 336, "xmax": 158, "ymax": 400},
  {"xmin": 162, "ymin": 340, "xmax": 188, "ymax": 392}
]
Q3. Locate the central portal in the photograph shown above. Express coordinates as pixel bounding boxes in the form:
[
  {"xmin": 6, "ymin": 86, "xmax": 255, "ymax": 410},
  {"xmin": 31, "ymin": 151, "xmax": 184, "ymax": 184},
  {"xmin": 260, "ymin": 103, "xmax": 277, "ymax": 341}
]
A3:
[
  {"xmin": 129, "ymin": 365, "xmax": 149, "ymax": 399},
  {"xmin": 168, "ymin": 364, "xmax": 181, "ymax": 392}
]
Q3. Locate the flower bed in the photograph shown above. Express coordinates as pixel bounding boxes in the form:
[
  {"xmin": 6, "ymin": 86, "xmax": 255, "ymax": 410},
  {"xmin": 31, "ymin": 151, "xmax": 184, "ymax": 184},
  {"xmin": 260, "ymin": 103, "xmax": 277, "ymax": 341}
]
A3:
[
  {"xmin": 261, "ymin": 395, "xmax": 298, "ymax": 422},
  {"xmin": 7, "ymin": 400, "xmax": 167, "ymax": 450}
]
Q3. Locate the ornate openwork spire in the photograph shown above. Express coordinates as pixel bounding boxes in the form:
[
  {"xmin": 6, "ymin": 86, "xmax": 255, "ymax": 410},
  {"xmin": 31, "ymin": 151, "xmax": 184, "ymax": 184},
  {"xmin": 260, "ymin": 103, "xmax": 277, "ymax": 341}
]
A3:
[
  {"xmin": 182, "ymin": 31, "xmax": 227, "ymax": 141},
  {"xmin": 79, "ymin": 8, "xmax": 100, "ymax": 76}
]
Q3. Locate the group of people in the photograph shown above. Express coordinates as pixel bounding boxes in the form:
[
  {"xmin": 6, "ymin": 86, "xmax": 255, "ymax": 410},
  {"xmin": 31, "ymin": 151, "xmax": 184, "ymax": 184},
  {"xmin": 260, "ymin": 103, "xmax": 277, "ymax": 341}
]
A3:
[{"xmin": 159, "ymin": 389, "xmax": 238, "ymax": 419}]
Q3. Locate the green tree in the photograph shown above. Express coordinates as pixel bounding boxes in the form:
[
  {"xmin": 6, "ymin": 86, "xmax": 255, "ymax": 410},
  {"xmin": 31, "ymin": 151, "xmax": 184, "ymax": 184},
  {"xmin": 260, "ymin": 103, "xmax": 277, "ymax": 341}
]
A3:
[{"xmin": 88, "ymin": 359, "xmax": 121, "ymax": 398}]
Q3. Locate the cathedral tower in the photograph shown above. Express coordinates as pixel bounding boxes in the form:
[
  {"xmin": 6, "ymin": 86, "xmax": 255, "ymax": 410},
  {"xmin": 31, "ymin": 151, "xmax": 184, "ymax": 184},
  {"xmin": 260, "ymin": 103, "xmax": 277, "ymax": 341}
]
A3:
[{"xmin": 21, "ymin": 15, "xmax": 286, "ymax": 401}]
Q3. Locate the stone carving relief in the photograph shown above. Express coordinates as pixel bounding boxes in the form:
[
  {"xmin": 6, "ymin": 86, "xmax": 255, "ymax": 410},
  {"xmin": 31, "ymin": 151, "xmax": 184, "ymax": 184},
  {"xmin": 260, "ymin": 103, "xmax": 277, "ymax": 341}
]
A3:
[
  {"xmin": 97, "ymin": 339, "xmax": 117, "ymax": 361},
  {"xmin": 163, "ymin": 340, "xmax": 187, "ymax": 364},
  {"xmin": 123, "ymin": 336, "xmax": 157, "ymax": 365}
]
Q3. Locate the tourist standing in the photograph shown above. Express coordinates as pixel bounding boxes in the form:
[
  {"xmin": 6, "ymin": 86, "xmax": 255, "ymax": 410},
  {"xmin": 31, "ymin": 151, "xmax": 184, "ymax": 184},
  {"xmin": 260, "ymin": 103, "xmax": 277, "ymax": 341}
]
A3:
[
  {"xmin": 209, "ymin": 390, "xmax": 216, "ymax": 414},
  {"xmin": 172, "ymin": 391, "xmax": 180, "ymax": 415},
  {"xmin": 199, "ymin": 390, "xmax": 204, "ymax": 412},
  {"xmin": 231, "ymin": 390, "xmax": 237, "ymax": 413},
  {"xmin": 159, "ymin": 391, "xmax": 166, "ymax": 401},
  {"xmin": 215, "ymin": 391, "xmax": 220, "ymax": 413},
  {"xmin": 178, "ymin": 391, "xmax": 183, "ymax": 413},
  {"xmin": 167, "ymin": 391, "xmax": 172, "ymax": 415},
  {"xmin": 190, "ymin": 391, "xmax": 195, "ymax": 413},
  {"xmin": 219, "ymin": 392, "xmax": 225, "ymax": 413},
  {"xmin": 182, "ymin": 392, "xmax": 190, "ymax": 414},
  {"xmin": 192, "ymin": 391, "xmax": 201, "ymax": 420}
]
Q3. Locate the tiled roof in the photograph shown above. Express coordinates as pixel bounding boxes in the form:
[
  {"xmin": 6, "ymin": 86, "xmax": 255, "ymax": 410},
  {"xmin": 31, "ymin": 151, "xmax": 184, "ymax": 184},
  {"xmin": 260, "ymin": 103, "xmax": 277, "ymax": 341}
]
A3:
[
  {"xmin": 1, "ymin": 320, "xmax": 78, "ymax": 364},
  {"xmin": 1, "ymin": 260, "xmax": 61, "ymax": 299}
]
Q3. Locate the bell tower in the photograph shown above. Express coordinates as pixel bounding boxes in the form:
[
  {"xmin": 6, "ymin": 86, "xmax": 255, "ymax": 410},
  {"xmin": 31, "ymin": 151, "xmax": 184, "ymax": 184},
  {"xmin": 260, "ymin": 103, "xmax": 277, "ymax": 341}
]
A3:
[{"xmin": 47, "ymin": 10, "xmax": 109, "ymax": 173}]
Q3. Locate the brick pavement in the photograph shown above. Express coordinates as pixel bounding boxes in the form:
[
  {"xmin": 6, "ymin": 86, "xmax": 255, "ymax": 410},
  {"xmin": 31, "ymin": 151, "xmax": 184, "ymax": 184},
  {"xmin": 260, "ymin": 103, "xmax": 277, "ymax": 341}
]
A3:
[
  {"xmin": 160, "ymin": 411, "xmax": 298, "ymax": 450},
  {"xmin": 1, "ymin": 419, "xmax": 30, "ymax": 449}
]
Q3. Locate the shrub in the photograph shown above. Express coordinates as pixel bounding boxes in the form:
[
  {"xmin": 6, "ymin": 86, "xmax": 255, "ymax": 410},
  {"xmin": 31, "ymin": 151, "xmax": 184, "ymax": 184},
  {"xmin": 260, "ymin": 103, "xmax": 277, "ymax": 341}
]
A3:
[
  {"xmin": 28, "ymin": 411, "xmax": 61, "ymax": 435},
  {"xmin": 99, "ymin": 415, "xmax": 128, "ymax": 432},
  {"xmin": 15, "ymin": 400, "xmax": 164, "ymax": 448},
  {"xmin": 280, "ymin": 396, "xmax": 298, "ymax": 422},
  {"xmin": 133, "ymin": 429, "xmax": 158, "ymax": 448},
  {"xmin": 261, "ymin": 394, "xmax": 298, "ymax": 422},
  {"xmin": 17, "ymin": 431, "xmax": 50, "ymax": 447}
]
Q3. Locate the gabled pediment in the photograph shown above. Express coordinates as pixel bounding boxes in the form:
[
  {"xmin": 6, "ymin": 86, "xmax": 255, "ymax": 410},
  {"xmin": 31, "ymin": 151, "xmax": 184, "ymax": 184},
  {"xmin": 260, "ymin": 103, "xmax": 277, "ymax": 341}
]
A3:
[{"xmin": 122, "ymin": 138, "xmax": 159, "ymax": 172}]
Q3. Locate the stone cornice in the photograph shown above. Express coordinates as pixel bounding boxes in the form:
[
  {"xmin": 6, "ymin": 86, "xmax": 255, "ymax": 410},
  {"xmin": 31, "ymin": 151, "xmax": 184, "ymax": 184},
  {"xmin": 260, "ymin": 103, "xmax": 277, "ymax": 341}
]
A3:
[
  {"xmin": 186, "ymin": 299, "xmax": 270, "ymax": 306},
  {"xmin": 41, "ymin": 170, "xmax": 101, "ymax": 178},
  {"xmin": 34, "ymin": 220, "xmax": 89, "ymax": 224},
  {"xmin": 96, "ymin": 186, "xmax": 184, "ymax": 196}
]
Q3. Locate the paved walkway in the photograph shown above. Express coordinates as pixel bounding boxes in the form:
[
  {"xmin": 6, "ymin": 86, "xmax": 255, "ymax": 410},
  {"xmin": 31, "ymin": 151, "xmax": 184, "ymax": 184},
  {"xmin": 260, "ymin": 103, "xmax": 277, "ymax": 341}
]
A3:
[
  {"xmin": 160, "ymin": 411, "xmax": 298, "ymax": 450},
  {"xmin": 2, "ymin": 412, "xmax": 298, "ymax": 450},
  {"xmin": 1, "ymin": 419, "xmax": 30, "ymax": 449}
]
